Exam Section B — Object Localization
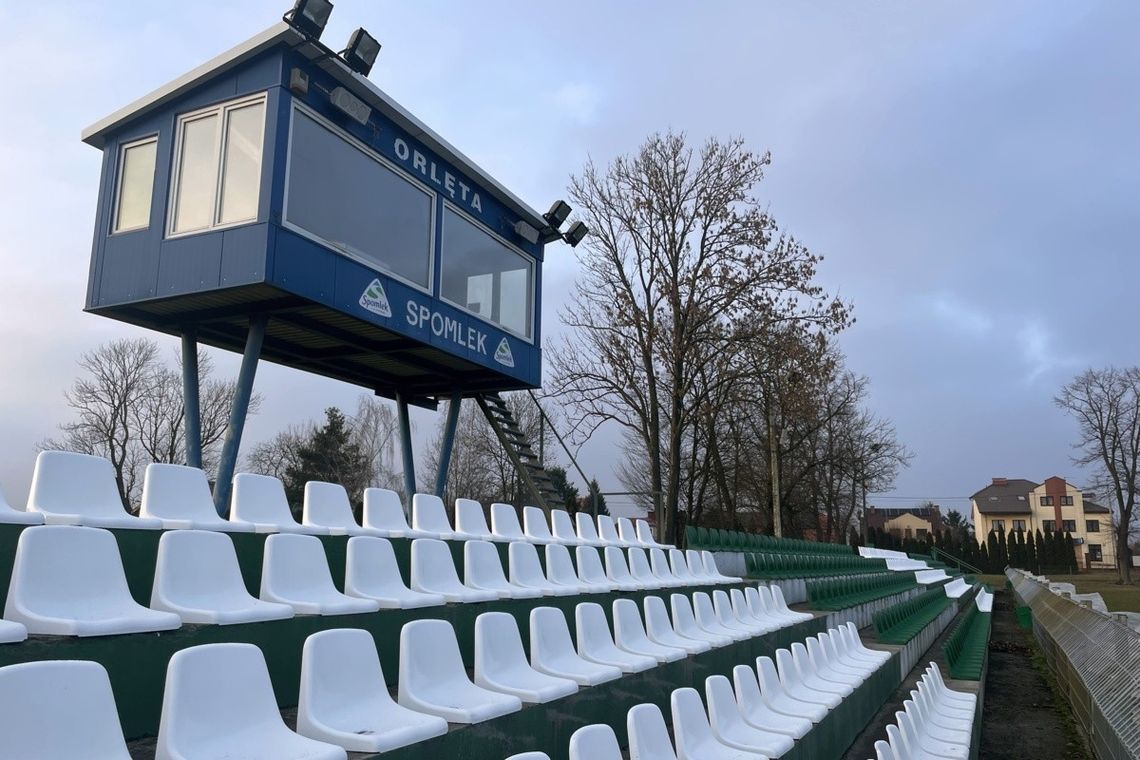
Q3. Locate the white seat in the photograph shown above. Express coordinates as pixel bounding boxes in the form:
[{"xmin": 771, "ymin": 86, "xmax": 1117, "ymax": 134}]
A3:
[
  {"xmin": 303, "ymin": 481, "xmax": 374, "ymax": 536},
  {"xmin": 231, "ymin": 473, "xmax": 328, "ymax": 534},
  {"xmin": 604, "ymin": 546, "xmax": 643, "ymax": 591},
  {"xmin": 575, "ymin": 546, "xmax": 618, "ymax": 592},
  {"xmin": 0, "ymin": 487, "xmax": 41, "ymax": 525},
  {"xmin": 575, "ymin": 512, "xmax": 608, "ymax": 546},
  {"xmin": 618, "ymin": 517, "xmax": 645, "ymax": 546},
  {"xmin": 344, "ymin": 536, "xmax": 446, "ymax": 609},
  {"xmin": 976, "ymin": 590, "xmax": 993, "ymax": 612},
  {"xmin": 411, "ymin": 538, "xmax": 498, "ymax": 602},
  {"xmin": 157, "ymin": 643, "xmax": 346, "ymax": 760},
  {"xmin": 693, "ymin": 592, "xmax": 749, "ymax": 641},
  {"xmin": 140, "ymin": 464, "xmax": 260, "ymax": 532},
  {"xmin": 466, "ymin": 540, "xmax": 541, "ymax": 598},
  {"xmin": 0, "ymin": 660, "xmax": 130, "ymax": 758},
  {"xmin": 751, "ymin": 586, "xmax": 796, "ymax": 626},
  {"xmin": 706, "ymin": 674, "xmax": 796, "ymax": 757},
  {"xmin": 613, "ymin": 598, "xmax": 687, "ymax": 662},
  {"xmin": 924, "ymin": 663, "xmax": 977, "ymax": 707},
  {"xmin": 828, "ymin": 627, "xmax": 880, "ymax": 671},
  {"xmin": 731, "ymin": 588, "xmax": 778, "ymax": 634},
  {"xmin": 151, "ymin": 530, "xmax": 294, "ymax": 624},
  {"xmin": 628, "ymin": 547, "xmax": 669, "ymax": 589},
  {"xmin": 398, "ymin": 619, "xmax": 522, "ymax": 723},
  {"xmin": 628, "ymin": 702, "xmax": 680, "ymax": 760},
  {"xmin": 576, "ymin": 602, "xmax": 656, "ymax": 673},
  {"xmin": 915, "ymin": 679, "xmax": 974, "ymax": 724},
  {"xmin": 819, "ymin": 630, "xmax": 876, "ymax": 678},
  {"xmin": 491, "ymin": 502, "xmax": 527, "ymax": 541},
  {"xmin": 791, "ymin": 641, "xmax": 852, "ymax": 697},
  {"xmin": 671, "ymin": 686, "xmax": 766, "ymax": 760},
  {"xmin": 915, "ymin": 568, "xmax": 950, "ymax": 584},
  {"xmin": 670, "ymin": 593, "xmax": 734, "ymax": 648},
  {"xmin": 569, "ymin": 723, "xmax": 623, "ymax": 760},
  {"xmin": 650, "ymin": 547, "xmax": 686, "ymax": 586},
  {"xmin": 475, "ymin": 611, "xmax": 579, "ymax": 703},
  {"xmin": 644, "ymin": 595, "xmax": 711, "ymax": 654},
  {"xmin": 507, "ymin": 754, "xmax": 552, "ymax": 760},
  {"xmin": 524, "ymin": 505, "xmax": 558, "ymax": 544},
  {"xmin": 597, "ymin": 515, "xmax": 630, "ymax": 546},
  {"xmin": 943, "ymin": 578, "xmax": 970, "ymax": 599},
  {"xmin": 298, "ymin": 628, "xmax": 448, "ymax": 753},
  {"xmin": 455, "ymin": 498, "xmax": 497, "ymax": 540},
  {"xmin": 875, "ymin": 738, "xmax": 900, "ymax": 760},
  {"xmin": 545, "ymin": 543, "xmax": 592, "ymax": 594},
  {"xmin": 550, "ymin": 508, "xmax": 582, "ymax": 544},
  {"xmin": 806, "ymin": 635, "xmax": 864, "ymax": 687},
  {"xmin": 4, "ymin": 525, "xmax": 181, "ymax": 636},
  {"xmin": 260, "ymin": 534, "xmax": 380, "ymax": 615},
  {"xmin": 756, "ymin": 655, "xmax": 827, "ymax": 722},
  {"xmin": 713, "ymin": 589, "xmax": 761, "ymax": 636},
  {"xmin": 670, "ymin": 548, "xmax": 702, "ymax": 584},
  {"xmin": 529, "ymin": 606, "xmax": 622, "ymax": 686},
  {"xmin": 745, "ymin": 586, "xmax": 791, "ymax": 630},
  {"xmin": 28, "ymin": 451, "xmax": 163, "ymax": 529},
  {"xmin": 362, "ymin": 488, "xmax": 434, "ymax": 538},
  {"xmin": 898, "ymin": 708, "xmax": 968, "ymax": 760},
  {"xmin": 731, "ymin": 664, "xmax": 811, "ymax": 739},
  {"xmin": 703, "ymin": 551, "xmax": 740, "ymax": 583},
  {"xmin": 509, "ymin": 541, "xmax": 571, "ymax": 596},
  {"xmin": 637, "ymin": 519, "xmax": 671, "ymax": 548},
  {"xmin": 0, "ymin": 619, "xmax": 26, "ymax": 644},
  {"xmin": 844, "ymin": 622, "xmax": 892, "ymax": 665},
  {"xmin": 775, "ymin": 648, "xmax": 840, "ymax": 709},
  {"xmin": 907, "ymin": 692, "xmax": 972, "ymax": 747},
  {"xmin": 411, "ymin": 493, "xmax": 455, "ymax": 538},
  {"xmin": 686, "ymin": 550, "xmax": 715, "ymax": 582},
  {"xmin": 769, "ymin": 585, "xmax": 813, "ymax": 622}
]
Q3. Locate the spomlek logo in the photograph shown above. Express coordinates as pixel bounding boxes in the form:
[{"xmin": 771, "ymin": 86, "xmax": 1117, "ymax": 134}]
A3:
[{"xmin": 359, "ymin": 279, "xmax": 392, "ymax": 318}]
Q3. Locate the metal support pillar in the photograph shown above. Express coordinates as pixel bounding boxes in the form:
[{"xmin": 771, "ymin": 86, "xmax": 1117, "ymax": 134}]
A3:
[
  {"xmin": 212, "ymin": 315, "xmax": 267, "ymax": 515},
  {"xmin": 180, "ymin": 330, "xmax": 202, "ymax": 469},
  {"xmin": 396, "ymin": 391, "xmax": 417, "ymax": 503},
  {"xmin": 434, "ymin": 392, "xmax": 462, "ymax": 497}
]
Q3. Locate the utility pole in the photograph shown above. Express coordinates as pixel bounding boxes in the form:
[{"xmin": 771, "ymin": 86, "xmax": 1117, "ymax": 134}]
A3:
[{"xmin": 768, "ymin": 399, "xmax": 782, "ymax": 538}]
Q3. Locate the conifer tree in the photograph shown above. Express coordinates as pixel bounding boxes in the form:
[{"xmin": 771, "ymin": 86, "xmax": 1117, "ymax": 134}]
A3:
[
  {"xmin": 1064, "ymin": 531, "xmax": 1079, "ymax": 573},
  {"xmin": 979, "ymin": 542, "xmax": 992, "ymax": 573}
]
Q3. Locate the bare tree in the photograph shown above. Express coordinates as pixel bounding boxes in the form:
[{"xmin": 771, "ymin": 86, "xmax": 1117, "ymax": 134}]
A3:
[
  {"xmin": 1055, "ymin": 367, "xmax": 1140, "ymax": 583},
  {"xmin": 350, "ymin": 395, "xmax": 401, "ymax": 491}
]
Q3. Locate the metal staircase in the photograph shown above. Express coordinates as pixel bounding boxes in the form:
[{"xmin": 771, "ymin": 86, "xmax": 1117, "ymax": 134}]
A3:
[{"xmin": 474, "ymin": 392, "xmax": 563, "ymax": 510}]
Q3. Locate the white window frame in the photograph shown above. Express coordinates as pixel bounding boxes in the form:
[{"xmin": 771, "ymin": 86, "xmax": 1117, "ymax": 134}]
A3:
[
  {"xmin": 282, "ymin": 102, "xmax": 436, "ymax": 295},
  {"xmin": 111, "ymin": 135, "xmax": 158, "ymax": 234},
  {"xmin": 439, "ymin": 200, "xmax": 537, "ymax": 343},
  {"xmin": 166, "ymin": 92, "xmax": 268, "ymax": 238}
]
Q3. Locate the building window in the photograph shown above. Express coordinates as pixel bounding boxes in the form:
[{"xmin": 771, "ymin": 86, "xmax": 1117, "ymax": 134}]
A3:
[
  {"xmin": 916, "ymin": 528, "xmax": 927, "ymax": 538},
  {"xmin": 1043, "ymin": 519, "xmax": 1055, "ymax": 532},
  {"xmin": 1040, "ymin": 496, "xmax": 1054, "ymax": 506},
  {"xmin": 170, "ymin": 94, "xmax": 266, "ymax": 236},
  {"xmin": 991, "ymin": 520, "xmax": 1005, "ymax": 532},
  {"xmin": 113, "ymin": 136, "xmax": 158, "ymax": 233},
  {"xmin": 1088, "ymin": 544, "xmax": 1103, "ymax": 562},
  {"xmin": 1086, "ymin": 520, "xmax": 1100, "ymax": 533},
  {"xmin": 1062, "ymin": 519, "xmax": 1076, "ymax": 532},
  {"xmin": 441, "ymin": 205, "xmax": 535, "ymax": 339},
  {"xmin": 1012, "ymin": 519, "xmax": 1026, "ymax": 532},
  {"xmin": 1061, "ymin": 495, "xmax": 1073, "ymax": 506}
]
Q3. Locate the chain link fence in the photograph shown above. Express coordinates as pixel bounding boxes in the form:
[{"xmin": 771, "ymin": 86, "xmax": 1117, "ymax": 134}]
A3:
[{"xmin": 1007, "ymin": 569, "xmax": 1140, "ymax": 760}]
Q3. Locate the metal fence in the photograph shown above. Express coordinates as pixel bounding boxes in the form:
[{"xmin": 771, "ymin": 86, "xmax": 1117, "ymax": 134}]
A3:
[{"xmin": 1007, "ymin": 569, "xmax": 1140, "ymax": 760}]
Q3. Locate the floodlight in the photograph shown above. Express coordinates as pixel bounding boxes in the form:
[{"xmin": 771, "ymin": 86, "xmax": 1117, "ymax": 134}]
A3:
[
  {"xmin": 342, "ymin": 28, "xmax": 381, "ymax": 76},
  {"xmin": 514, "ymin": 220, "xmax": 541, "ymax": 245},
  {"xmin": 562, "ymin": 221, "xmax": 589, "ymax": 247},
  {"xmin": 544, "ymin": 200, "xmax": 572, "ymax": 229},
  {"xmin": 286, "ymin": 0, "xmax": 333, "ymax": 40}
]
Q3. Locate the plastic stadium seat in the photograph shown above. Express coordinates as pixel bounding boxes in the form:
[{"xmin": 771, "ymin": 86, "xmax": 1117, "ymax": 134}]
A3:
[
  {"xmin": 509, "ymin": 541, "xmax": 571, "ymax": 596},
  {"xmin": 260, "ymin": 534, "xmax": 380, "ymax": 615},
  {"xmin": 523, "ymin": 506, "xmax": 557, "ymax": 544},
  {"xmin": 618, "ymin": 517, "xmax": 645, "ymax": 546},
  {"xmin": 628, "ymin": 702, "xmax": 680, "ymax": 760},
  {"xmin": 943, "ymin": 578, "xmax": 970, "ymax": 599},
  {"xmin": 575, "ymin": 546, "xmax": 619, "ymax": 592},
  {"xmin": 550, "ymin": 508, "xmax": 582, "ymax": 544},
  {"xmin": 568, "ymin": 724, "xmax": 623, "ymax": 760},
  {"xmin": 790, "ymin": 642, "xmax": 850, "ymax": 699},
  {"xmin": 613, "ymin": 598, "xmax": 686, "ymax": 662},
  {"xmin": 298, "ymin": 628, "xmax": 448, "ymax": 753},
  {"xmin": 343, "ymin": 536, "xmax": 446, "ymax": 609},
  {"xmin": 637, "ymin": 519, "xmax": 671, "ymax": 548},
  {"xmin": 705, "ymin": 674, "xmax": 795, "ymax": 757},
  {"xmin": 545, "ymin": 543, "xmax": 592, "ymax": 594},
  {"xmin": 597, "ymin": 515, "xmax": 630, "ymax": 546},
  {"xmin": 529, "ymin": 606, "xmax": 622, "ymax": 686},
  {"xmin": 151, "ymin": 530, "xmax": 294, "ymax": 625},
  {"xmin": 507, "ymin": 754, "xmax": 553, "ymax": 760},
  {"xmin": 140, "ymin": 464, "xmax": 260, "ymax": 532},
  {"xmin": 671, "ymin": 687, "xmax": 765, "ymax": 759},
  {"xmin": 744, "ymin": 587, "xmax": 791, "ymax": 630},
  {"xmin": 976, "ymin": 590, "xmax": 993, "ymax": 612},
  {"xmin": 466, "ymin": 540, "xmax": 542, "ymax": 599},
  {"xmin": 628, "ymin": 547, "xmax": 669, "ymax": 589},
  {"xmin": 575, "ymin": 512, "xmax": 608, "ymax": 546},
  {"xmin": 5, "ymin": 525, "xmax": 181, "ymax": 636},
  {"xmin": 730, "ymin": 588, "xmax": 777, "ymax": 635},
  {"xmin": 909, "ymin": 690, "xmax": 971, "ymax": 744},
  {"xmin": 411, "ymin": 493, "xmax": 455, "ymax": 538},
  {"xmin": 693, "ymin": 592, "xmax": 749, "ymax": 642},
  {"xmin": 411, "ymin": 538, "xmax": 498, "ymax": 602},
  {"xmin": 897, "ymin": 707, "xmax": 968, "ymax": 760},
  {"xmin": 475, "ymin": 611, "xmax": 579, "ymax": 703},
  {"xmin": 0, "ymin": 618, "xmax": 26, "ymax": 644},
  {"xmin": 670, "ymin": 593, "xmax": 734, "ymax": 648},
  {"xmin": 651, "ymin": 548, "xmax": 687, "ymax": 586},
  {"xmin": 157, "ymin": 643, "xmax": 345, "ymax": 760},
  {"xmin": 769, "ymin": 585, "xmax": 814, "ymax": 622},
  {"xmin": 713, "ymin": 589, "xmax": 760, "ymax": 637},
  {"xmin": 362, "ymin": 488, "xmax": 434, "ymax": 538},
  {"xmin": 819, "ymin": 630, "xmax": 876, "ymax": 678},
  {"xmin": 491, "ymin": 502, "xmax": 527, "ymax": 541},
  {"xmin": 775, "ymin": 648, "xmax": 840, "ymax": 710},
  {"xmin": 731, "ymin": 664, "xmax": 811, "ymax": 739},
  {"xmin": 0, "ymin": 660, "xmax": 130, "ymax": 759},
  {"xmin": 231, "ymin": 473, "xmax": 329, "ymax": 534},
  {"xmin": 924, "ymin": 663, "xmax": 977, "ymax": 708},
  {"xmin": 915, "ymin": 568, "xmax": 950, "ymax": 585},
  {"xmin": 643, "ymin": 595, "xmax": 711, "ymax": 655},
  {"xmin": 755, "ymin": 655, "xmax": 827, "ymax": 723},
  {"xmin": 399, "ymin": 619, "xmax": 522, "ymax": 723},
  {"xmin": 28, "ymin": 451, "xmax": 163, "ymax": 529},
  {"xmin": 702, "ymin": 551, "xmax": 740, "ymax": 583},
  {"xmin": 844, "ymin": 622, "xmax": 892, "ymax": 665},
  {"xmin": 875, "ymin": 738, "xmax": 900, "ymax": 760},
  {"xmin": 686, "ymin": 550, "xmax": 714, "ymax": 582},
  {"xmin": 670, "ymin": 549, "xmax": 702, "ymax": 585},
  {"xmin": 455, "ymin": 498, "xmax": 496, "ymax": 540},
  {"xmin": 604, "ymin": 546, "xmax": 643, "ymax": 591},
  {"xmin": 805, "ymin": 636, "xmax": 863, "ymax": 687},
  {"xmin": 0, "ymin": 487, "xmax": 42, "ymax": 526},
  {"xmin": 576, "ymin": 602, "xmax": 657, "ymax": 673},
  {"xmin": 303, "ymin": 481, "xmax": 374, "ymax": 535}
]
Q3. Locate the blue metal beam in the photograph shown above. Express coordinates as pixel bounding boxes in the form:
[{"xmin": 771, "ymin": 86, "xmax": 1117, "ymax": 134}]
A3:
[
  {"xmin": 212, "ymin": 315, "xmax": 267, "ymax": 515},
  {"xmin": 181, "ymin": 330, "xmax": 202, "ymax": 469},
  {"xmin": 396, "ymin": 391, "xmax": 417, "ymax": 504},
  {"xmin": 434, "ymin": 393, "xmax": 463, "ymax": 496}
]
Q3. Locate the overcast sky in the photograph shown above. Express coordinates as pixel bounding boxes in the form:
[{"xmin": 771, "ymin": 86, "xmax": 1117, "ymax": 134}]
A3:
[{"xmin": 1, "ymin": 1, "xmax": 1137, "ymax": 518}]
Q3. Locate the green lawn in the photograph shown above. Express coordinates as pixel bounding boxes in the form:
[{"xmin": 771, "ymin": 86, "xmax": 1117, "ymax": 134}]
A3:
[{"xmin": 980, "ymin": 571, "xmax": 1140, "ymax": 614}]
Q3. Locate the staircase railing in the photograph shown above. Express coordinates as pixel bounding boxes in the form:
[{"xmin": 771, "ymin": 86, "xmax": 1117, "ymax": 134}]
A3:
[
  {"xmin": 528, "ymin": 390, "xmax": 600, "ymax": 517},
  {"xmin": 931, "ymin": 547, "xmax": 983, "ymax": 576}
]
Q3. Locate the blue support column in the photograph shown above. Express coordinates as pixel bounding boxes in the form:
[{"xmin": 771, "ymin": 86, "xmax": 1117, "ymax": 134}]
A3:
[
  {"xmin": 181, "ymin": 330, "xmax": 202, "ymax": 469},
  {"xmin": 396, "ymin": 391, "xmax": 417, "ymax": 504},
  {"xmin": 212, "ymin": 315, "xmax": 267, "ymax": 515},
  {"xmin": 434, "ymin": 392, "xmax": 463, "ymax": 496}
]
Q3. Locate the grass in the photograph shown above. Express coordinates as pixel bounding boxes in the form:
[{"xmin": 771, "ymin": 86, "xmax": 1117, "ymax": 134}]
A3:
[{"xmin": 976, "ymin": 571, "xmax": 1140, "ymax": 613}]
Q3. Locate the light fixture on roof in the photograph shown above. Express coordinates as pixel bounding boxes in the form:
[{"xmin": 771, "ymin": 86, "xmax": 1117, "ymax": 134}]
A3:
[
  {"xmin": 543, "ymin": 200, "xmax": 572, "ymax": 229},
  {"xmin": 285, "ymin": 0, "xmax": 333, "ymax": 40},
  {"xmin": 341, "ymin": 28, "xmax": 381, "ymax": 76},
  {"xmin": 513, "ymin": 221, "xmax": 542, "ymax": 245},
  {"xmin": 562, "ymin": 220, "xmax": 589, "ymax": 248}
]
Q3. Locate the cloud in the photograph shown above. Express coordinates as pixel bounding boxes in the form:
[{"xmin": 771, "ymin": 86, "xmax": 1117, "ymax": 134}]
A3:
[
  {"xmin": 1017, "ymin": 319, "xmax": 1082, "ymax": 385},
  {"xmin": 928, "ymin": 293, "xmax": 993, "ymax": 336},
  {"xmin": 548, "ymin": 82, "xmax": 602, "ymax": 126}
]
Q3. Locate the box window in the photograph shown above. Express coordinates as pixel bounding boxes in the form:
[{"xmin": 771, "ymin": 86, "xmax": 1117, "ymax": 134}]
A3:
[
  {"xmin": 1040, "ymin": 495, "xmax": 1054, "ymax": 506},
  {"xmin": 1043, "ymin": 519, "xmax": 1055, "ymax": 532},
  {"xmin": 1061, "ymin": 495, "xmax": 1074, "ymax": 506},
  {"xmin": 1062, "ymin": 519, "xmax": 1076, "ymax": 532},
  {"xmin": 1086, "ymin": 520, "xmax": 1100, "ymax": 533},
  {"xmin": 1012, "ymin": 519, "xmax": 1026, "ymax": 532},
  {"xmin": 991, "ymin": 520, "xmax": 1005, "ymax": 532},
  {"xmin": 1088, "ymin": 544, "xmax": 1103, "ymax": 562},
  {"xmin": 113, "ymin": 136, "xmax": 158, "ymax": 232}
]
